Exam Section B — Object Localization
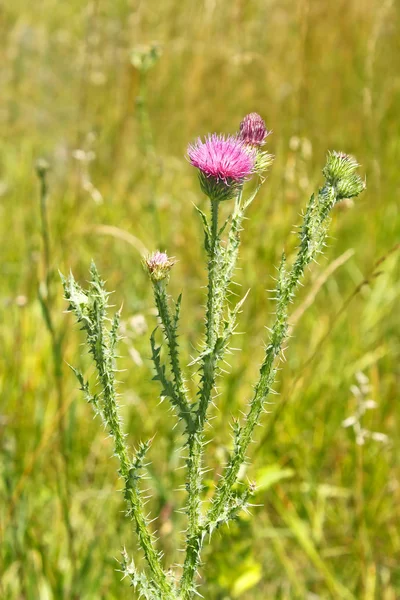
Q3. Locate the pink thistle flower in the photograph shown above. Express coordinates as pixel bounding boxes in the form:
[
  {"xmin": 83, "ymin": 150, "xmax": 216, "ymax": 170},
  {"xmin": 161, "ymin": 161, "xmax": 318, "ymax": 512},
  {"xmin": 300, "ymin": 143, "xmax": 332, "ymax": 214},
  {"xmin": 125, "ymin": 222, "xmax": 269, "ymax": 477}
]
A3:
[
  {"xmin": 239, "ymin": 113, "xmax": 270, "ymax": 147},
  {"xmin": 187, "ymin": 134, "xmax": 256, "ymax": 201},
  {"xmin": 144, "ymin": 251, "xmax": 175, "ymax": 282},
  {"xmin": 187, "ymin": 134, "xmax": 256, "ymax": 183}
]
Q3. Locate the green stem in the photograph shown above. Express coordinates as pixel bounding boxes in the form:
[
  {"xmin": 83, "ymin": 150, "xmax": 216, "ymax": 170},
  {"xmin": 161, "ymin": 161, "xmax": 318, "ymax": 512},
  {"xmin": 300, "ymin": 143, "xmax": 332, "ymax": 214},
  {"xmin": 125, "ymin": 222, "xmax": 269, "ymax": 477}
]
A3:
[
  {"xmin": 205, "ymin": 199, "xmax": 220, "ymax": 346},
  {"xmin": 218, "ymin": 187, "xmax": 243, "ymax": 315},
  {"xmin": 196, "ymin": 198, "xmax": 223, "ymax": 426},
  {"xmin": 97, "ymin": 312, "xmax": 173, "ymax": 595},
  {"xmin": 153, "ymin": 282, "xmax": 193, "ymax": 428},
  {"xmin": 180, "ymin": 190, "xmax": 252, "ymax": 594},
  {"xmin": 179, "ymin": 199, "xmax": 221, "ymax": 596},
  {"xmin": 137, "ymin": 71, "xmax": 154, "ymax": 158}
]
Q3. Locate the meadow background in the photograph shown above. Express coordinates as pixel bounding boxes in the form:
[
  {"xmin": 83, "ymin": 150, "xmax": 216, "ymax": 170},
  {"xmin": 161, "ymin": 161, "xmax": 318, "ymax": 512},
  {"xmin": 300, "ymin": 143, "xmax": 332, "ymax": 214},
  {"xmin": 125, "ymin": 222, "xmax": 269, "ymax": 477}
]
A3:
[{"xmin": 1, "ymin": 0, "xmax": 400, "ymax": 598}]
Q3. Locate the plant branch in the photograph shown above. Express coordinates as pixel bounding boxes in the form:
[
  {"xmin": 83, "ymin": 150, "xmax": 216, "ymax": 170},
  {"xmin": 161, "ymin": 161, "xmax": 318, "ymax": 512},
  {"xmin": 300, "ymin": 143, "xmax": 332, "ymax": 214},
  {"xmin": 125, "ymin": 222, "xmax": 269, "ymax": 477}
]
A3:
[
  {"xmin": 152, "ymin": 283, "xmax": 193, "ymax": 430},
  {"xmin": 62, "ymin": 265, "xmax": 176, "ymax": 598}
]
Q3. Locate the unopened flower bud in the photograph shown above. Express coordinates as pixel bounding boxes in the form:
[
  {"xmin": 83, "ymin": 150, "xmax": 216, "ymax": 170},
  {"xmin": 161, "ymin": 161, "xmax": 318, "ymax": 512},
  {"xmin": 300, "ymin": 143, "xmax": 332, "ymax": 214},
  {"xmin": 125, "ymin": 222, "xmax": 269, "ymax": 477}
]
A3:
[
  {"xmin": 144, "ymin": 251, "xmax": 175, "ymax": 282},
  {"xmin": 323, "ymin": 151, "xmax": 365, "ymax": 200},
  {"xmin": 239, "ymin": 113, "xmax": 270, "ymax": 147}
]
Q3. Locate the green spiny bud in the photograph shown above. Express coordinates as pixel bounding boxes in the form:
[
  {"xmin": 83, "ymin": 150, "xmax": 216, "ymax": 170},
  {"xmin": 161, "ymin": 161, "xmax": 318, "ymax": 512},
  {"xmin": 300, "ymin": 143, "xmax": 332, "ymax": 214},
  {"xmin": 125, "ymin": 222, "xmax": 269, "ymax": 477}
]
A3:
[
  {"xmin": 336, "ymin": 173, "xmax": 366, "ymax": 200},
  {"xmin": 323, "ymin": 151, "xmax": 365, "ymax": 200}
]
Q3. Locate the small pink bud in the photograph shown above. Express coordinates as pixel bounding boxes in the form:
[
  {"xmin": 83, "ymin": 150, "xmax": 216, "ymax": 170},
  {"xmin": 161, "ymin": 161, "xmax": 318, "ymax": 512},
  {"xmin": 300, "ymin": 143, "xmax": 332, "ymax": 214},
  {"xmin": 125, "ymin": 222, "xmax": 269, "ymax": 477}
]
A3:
[{"xmin": 144, "ymin": 251, "xmax": 175, "ymax": 282}]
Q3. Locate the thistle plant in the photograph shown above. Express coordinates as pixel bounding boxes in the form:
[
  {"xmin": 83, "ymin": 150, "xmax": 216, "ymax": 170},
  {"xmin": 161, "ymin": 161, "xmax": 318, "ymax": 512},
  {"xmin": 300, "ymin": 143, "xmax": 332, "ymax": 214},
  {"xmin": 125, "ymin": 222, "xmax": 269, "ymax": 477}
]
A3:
[{"xmin": 62, "ymin": 113, "xmax": 365, "ymax": 599}]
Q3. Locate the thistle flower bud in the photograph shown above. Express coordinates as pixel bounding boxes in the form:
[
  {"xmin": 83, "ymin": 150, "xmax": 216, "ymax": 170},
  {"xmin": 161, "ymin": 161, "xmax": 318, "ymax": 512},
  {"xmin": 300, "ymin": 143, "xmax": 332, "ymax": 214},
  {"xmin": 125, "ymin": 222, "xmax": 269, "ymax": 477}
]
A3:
[
  {"xmin": 144, "ymin": 251, "xmax": 175, "ymax": 282},
  {"xmin": 238, "ymin": 113, "xmax": 274, "ymax": 176},
  {"xmin": 239, "ymin": 112, "xmax": 269, "ymax": 147},
  {"xmin": 323, "ymin": 151, "xmax": 366, "ymax": 200}
]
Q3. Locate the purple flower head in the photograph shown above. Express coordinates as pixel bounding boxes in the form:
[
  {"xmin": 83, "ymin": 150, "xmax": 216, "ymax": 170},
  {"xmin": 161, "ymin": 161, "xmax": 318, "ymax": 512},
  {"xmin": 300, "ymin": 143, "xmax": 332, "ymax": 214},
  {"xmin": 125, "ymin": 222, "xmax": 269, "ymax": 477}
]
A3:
[
  {"xmin": 187, "ymin": 134, "xmax": 255, "ymax": 182},
  {"xmin": 144, "ymin": 251, "xmax": 175, "ymax": 282},
  {"xmin": 239, "ymin": 113, "xmax": 269, "ymax": 147},
  {"xmin": 187, "ymin": 134, "xmax": 256, "ymax": 201}
]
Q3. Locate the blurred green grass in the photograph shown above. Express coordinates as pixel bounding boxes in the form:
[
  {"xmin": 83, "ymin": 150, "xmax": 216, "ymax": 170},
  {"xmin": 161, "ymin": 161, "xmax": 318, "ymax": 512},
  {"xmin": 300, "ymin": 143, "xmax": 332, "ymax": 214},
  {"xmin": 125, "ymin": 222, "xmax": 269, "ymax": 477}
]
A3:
[{"xmin": 1, "ymin": 0, "xmax": 399, "ymax": 598}]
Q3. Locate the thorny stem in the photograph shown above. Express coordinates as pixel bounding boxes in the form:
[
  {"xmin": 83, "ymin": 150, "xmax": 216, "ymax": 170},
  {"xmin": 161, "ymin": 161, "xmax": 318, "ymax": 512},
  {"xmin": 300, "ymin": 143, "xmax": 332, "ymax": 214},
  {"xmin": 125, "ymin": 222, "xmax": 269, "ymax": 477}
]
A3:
[
  {"xmin": 197, "ymin": 199, "xmax": 222, "ymax": 422},
  {"xmin": 180, "ymin": 183, "xmax": 349, "ymax": 583},
  {"xmin": 153, "ymin": 281, "xmax": 193, "ymax": 429},
  {"xmin": 180, "ymin": 187, "xmax": 260, "ymax": 594},
  {"xmin": 179, "ymin": 199, "xmax": 221, "ymax": 596},
  {"xmin": 205, "ymin": 199, "xmax": 220, "ymax": 347},
  {"xmin": 180, "ymin": 185, "xmax": 262, "ymax": 592},
  {"xmin": 221, "ymin": 187, "xmax": 243, "ymax": 282},
  {"xmin": 95, "ymin": 315, "xmax": 171, "ymax": 594},
  {"xmin": 213, "ymin": 187, "xmax": 244, "ymax": 333}
]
